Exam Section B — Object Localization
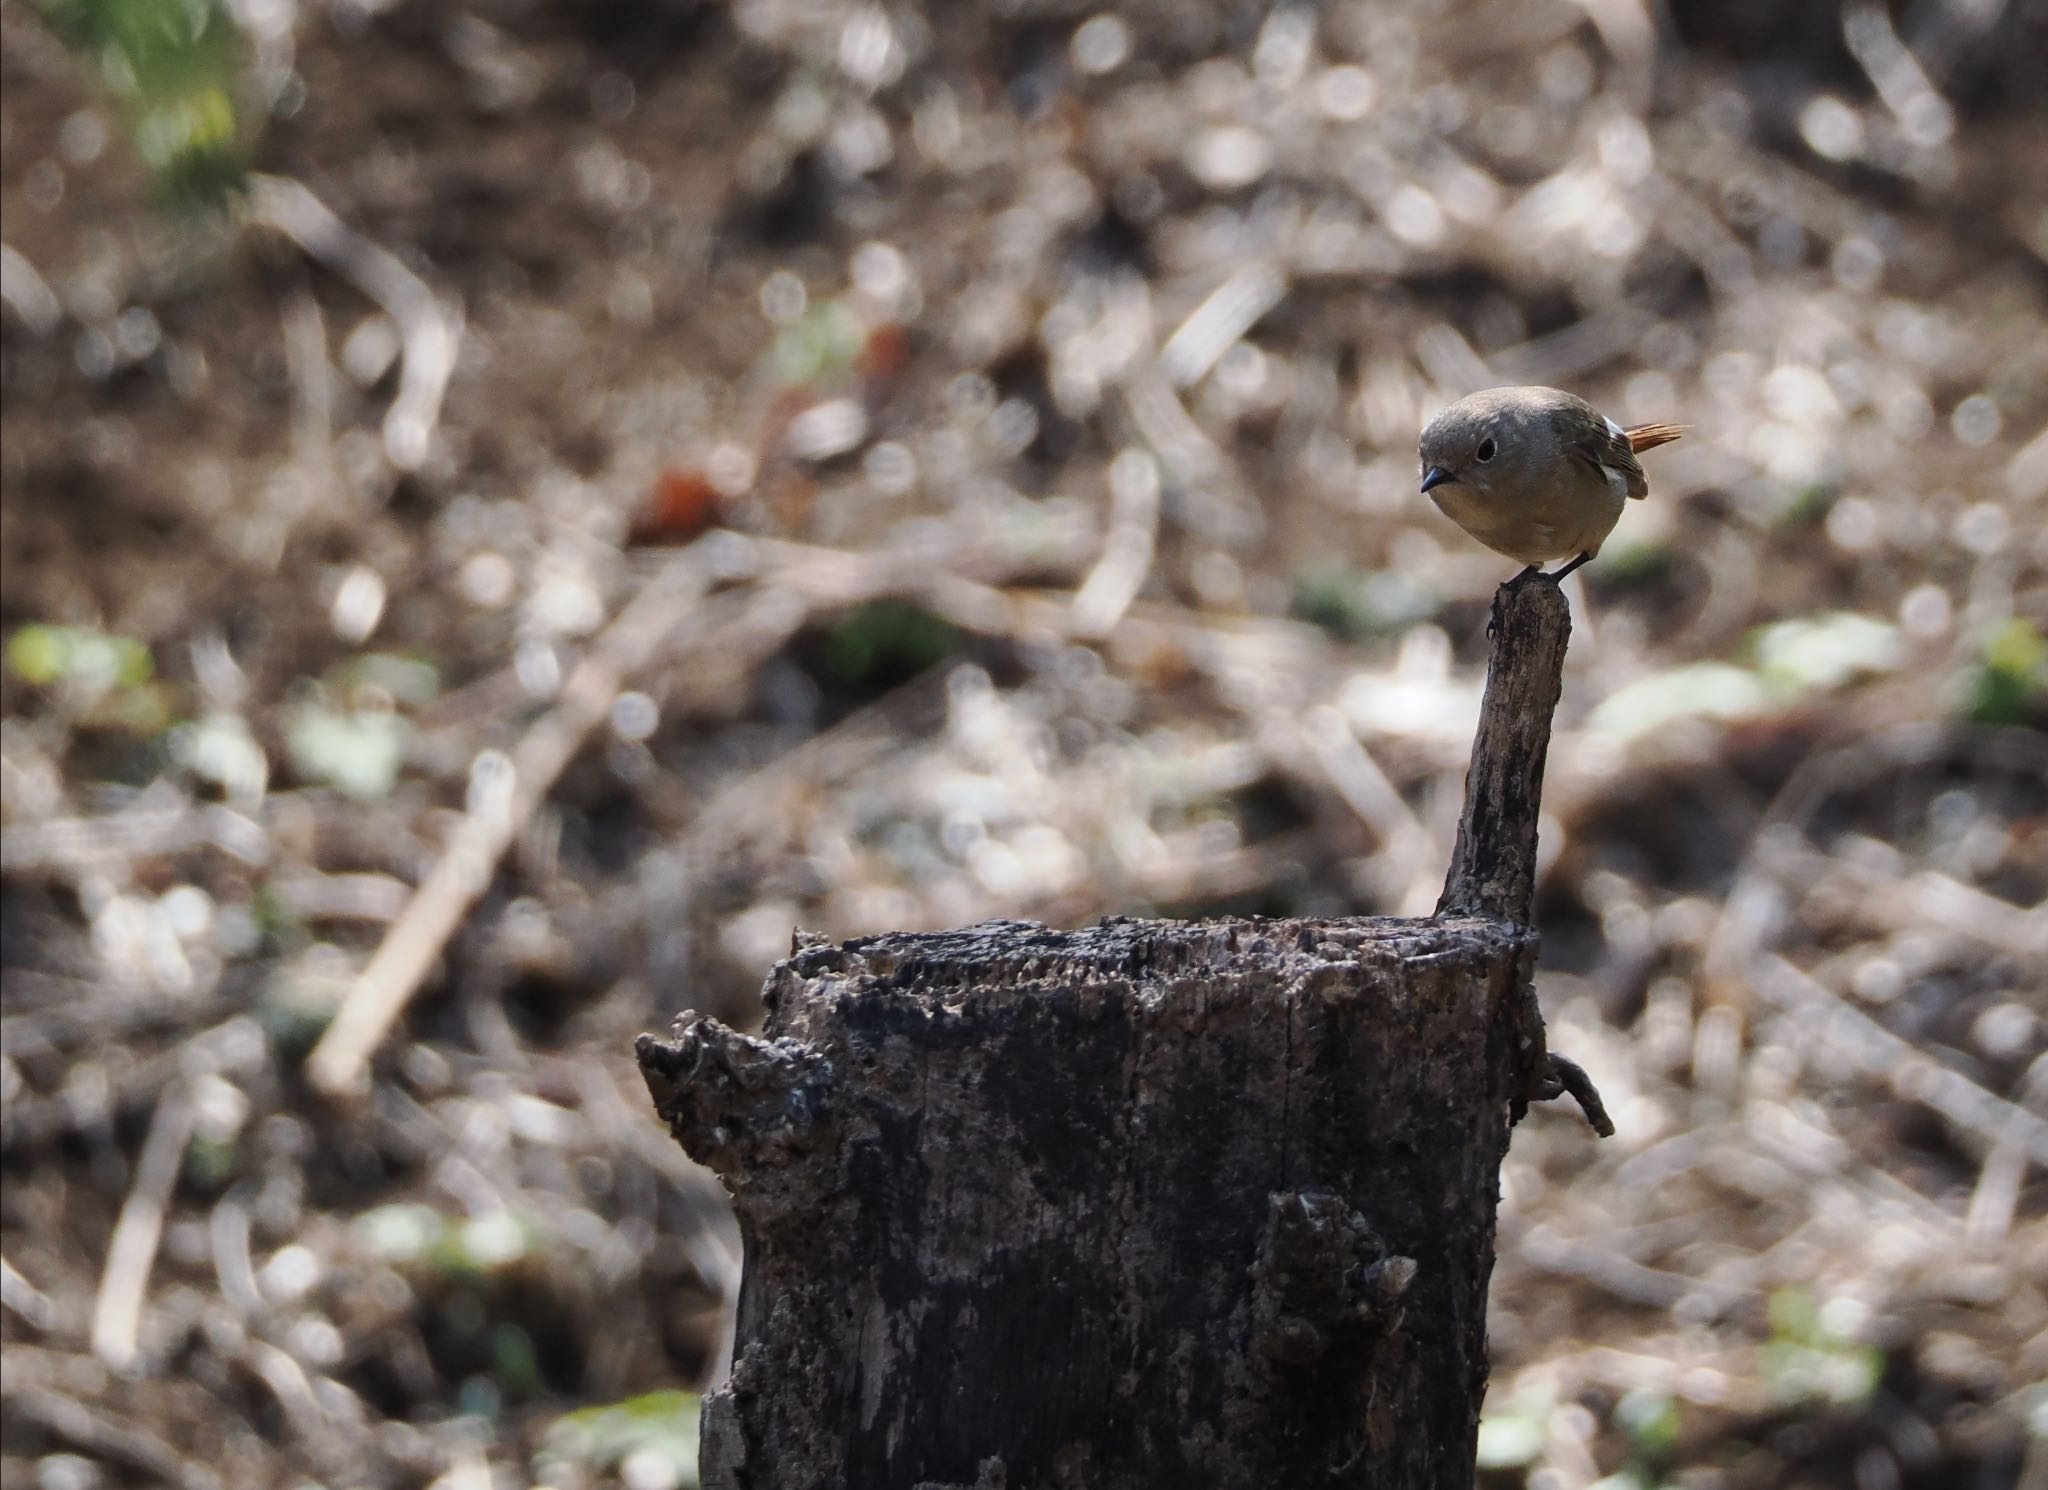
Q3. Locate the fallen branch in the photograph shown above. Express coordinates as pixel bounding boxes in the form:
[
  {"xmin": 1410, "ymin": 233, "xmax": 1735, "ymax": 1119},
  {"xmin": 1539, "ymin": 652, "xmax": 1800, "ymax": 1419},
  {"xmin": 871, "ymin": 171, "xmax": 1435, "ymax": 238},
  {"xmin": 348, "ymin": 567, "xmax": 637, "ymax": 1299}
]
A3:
[
  {"xmin": 244, "ymin": 173, "xmax": 462, "ymax": 472},
  {"xmin": 92, "ymin": 1079, "xmax": 196, "ymax": 1369},
  {"xmin": 310, "ymin": 511, "xmax": 1104, "ymax": 1097},
  {"xmin": 307, "ymin": 557, "xmax": 709, "ymax": 1096},
  {"xmin": 4, "ymin": 1384, "xmax": 222, "ymax": 1490}
]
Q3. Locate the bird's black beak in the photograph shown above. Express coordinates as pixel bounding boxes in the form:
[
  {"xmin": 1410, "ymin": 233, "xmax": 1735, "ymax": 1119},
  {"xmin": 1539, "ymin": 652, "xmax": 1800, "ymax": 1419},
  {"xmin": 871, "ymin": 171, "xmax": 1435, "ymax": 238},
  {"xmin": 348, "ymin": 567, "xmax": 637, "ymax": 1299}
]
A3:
[{"xmin": 1419, "ymin": 465, "xmax": 1453, "ymax": 494}]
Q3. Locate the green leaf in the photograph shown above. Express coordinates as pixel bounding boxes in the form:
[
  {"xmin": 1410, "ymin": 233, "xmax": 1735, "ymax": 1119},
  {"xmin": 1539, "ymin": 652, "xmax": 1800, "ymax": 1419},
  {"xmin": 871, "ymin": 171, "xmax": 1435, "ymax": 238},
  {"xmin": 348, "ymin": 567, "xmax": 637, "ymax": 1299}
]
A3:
[
  {"xmin": 1761, "ymin": 1338, "xmax": 1882, "ymax": 1407},
  {"xmin": 1290, "ymin": 566, "xmax": 1437, "ymax": 641},
  {"xmin": 1615, "ymin": 1388, "xmax": 1680, "ymax": 1457},
  {"xmin": 354, "ymin": 1203, "xmax": 448, "ymax": 1266},
  {"xmin": 1762, "ymin": 1286, "xmax": 1881, "ymax": 1407},
  {"xmin": 1963, "ymin": 618, "xmax": 2046, "ymax": 724},
  {"xmin": 768, "ymin": 299, "xmax": 867, "ymax": 387},
  {"xmin": 1590, "ymin": 612, "xmax": 1910, "ymax": 743},
  {"xmin": 491, "ymin": 1321, "xmax": 543, "ymax": 1400},
  {"xmin": 442, "ymin": 1211, "xmax": 535, "ymax": 1274},
  {"xmin": 1768, "ymin": 1284, "xmax": 1820, "ymax": 1344},
  {"xmin": 6, "ymin": 623, "xmax": 154, "ymax": 691},
  {"xmin": 821, "ymin": 600, "xmax": 961, "ymax": 688},
  {"xmin": 286, "ymin": 702, "xmax": 409, "ymax": 798},
  {"xmin": 1595, "ymin": 539, "xmax": 1673, "ymax": 586},
  {"xmin": 542, "ymin": 1390, "xmax": 702, "ymax": 1488},
  {"xmin": 32, "ymin": 0, "xmax": 252, "ymax": 209},
  {"xmin": 1588, "ymin": 661, "xmax": 1773, "ymax": 741},
  {"xmin": 1752, "ymin": 611, "xmax": 1902, "ymax": 692},
  {"xmin": 336, "ymin": 652, "xmax": 442, "ymax": 707},
  {"xmin": 172, "ymin": 712, "xmax": 269, "ymax": 799},
  {"xmin": 1475, "ymin": 1410, "xmax": 1546, "ymax": 1470}
]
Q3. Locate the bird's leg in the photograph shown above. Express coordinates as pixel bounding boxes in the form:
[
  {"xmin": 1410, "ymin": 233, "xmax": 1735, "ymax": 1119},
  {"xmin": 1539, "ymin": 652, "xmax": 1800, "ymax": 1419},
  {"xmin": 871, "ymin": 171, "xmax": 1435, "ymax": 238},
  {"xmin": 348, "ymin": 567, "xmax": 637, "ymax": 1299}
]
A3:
[
  {"xmin": 1510, "ymin": 564, "xmax": 1542, "ymax": 584},
  {"xmin": 1548, "ymin": 552, "xmax": 1592, "ymax": 582}
]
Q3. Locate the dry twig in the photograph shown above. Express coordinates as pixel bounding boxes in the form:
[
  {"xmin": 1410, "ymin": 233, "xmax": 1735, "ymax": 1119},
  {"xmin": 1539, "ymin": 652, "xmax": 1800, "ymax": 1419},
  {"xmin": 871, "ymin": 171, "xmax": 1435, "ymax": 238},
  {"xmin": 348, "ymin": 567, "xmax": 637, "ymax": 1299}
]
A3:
[
  {"xmin": 4, "ymin": 1385, "xmax": 222, "ymax": 1490},
  {"xmin": 92, "ymin": 1080, "xmax": 196, "ymax": 1370},
  {"xmin": 245, "ymin": 173, "xmax": 462, "ymax": 472},
  {"xmin": 307, "ymin": 558, "xmax": 710, "ymax": 1095}
]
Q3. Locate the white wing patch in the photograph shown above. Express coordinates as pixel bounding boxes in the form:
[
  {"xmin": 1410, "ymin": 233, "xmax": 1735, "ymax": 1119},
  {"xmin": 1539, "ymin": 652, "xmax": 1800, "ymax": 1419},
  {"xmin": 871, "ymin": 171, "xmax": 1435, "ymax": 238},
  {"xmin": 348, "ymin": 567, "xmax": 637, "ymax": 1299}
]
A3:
[{"xmin": 1598, "ymin": 415, "xmax": 1636, "ymax": 497}]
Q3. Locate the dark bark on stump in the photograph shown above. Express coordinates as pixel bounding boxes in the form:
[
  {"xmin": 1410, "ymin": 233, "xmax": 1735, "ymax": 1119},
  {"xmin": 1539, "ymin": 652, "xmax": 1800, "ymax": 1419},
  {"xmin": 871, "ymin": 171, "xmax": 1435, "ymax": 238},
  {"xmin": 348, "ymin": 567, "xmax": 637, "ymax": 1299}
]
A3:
[{"xmin": 639, "ymin": 574, "xmax": 1586, "ymax": 1489}]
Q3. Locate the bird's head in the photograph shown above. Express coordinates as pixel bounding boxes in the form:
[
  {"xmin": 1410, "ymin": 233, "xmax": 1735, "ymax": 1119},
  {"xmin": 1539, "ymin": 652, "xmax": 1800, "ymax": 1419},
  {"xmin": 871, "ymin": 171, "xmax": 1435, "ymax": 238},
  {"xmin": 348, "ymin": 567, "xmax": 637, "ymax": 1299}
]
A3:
[{"xmin": 1418, "ymin": 398, "xmax": 1506, "ymax": 500}]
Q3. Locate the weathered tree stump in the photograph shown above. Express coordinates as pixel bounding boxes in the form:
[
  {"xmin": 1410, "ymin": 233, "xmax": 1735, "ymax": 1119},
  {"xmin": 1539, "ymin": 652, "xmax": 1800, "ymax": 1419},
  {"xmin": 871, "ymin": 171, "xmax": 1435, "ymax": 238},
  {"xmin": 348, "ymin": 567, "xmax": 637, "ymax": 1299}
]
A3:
[{"xmin": 639, "ymin": 573, "xmax": 1599, "ymax": 1489}]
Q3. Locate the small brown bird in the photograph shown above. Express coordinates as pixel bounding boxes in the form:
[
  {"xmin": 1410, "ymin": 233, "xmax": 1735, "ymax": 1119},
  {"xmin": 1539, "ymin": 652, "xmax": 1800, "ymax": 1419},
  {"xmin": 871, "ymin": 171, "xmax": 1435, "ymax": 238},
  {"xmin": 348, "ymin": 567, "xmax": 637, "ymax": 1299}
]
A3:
[{"xmin": 1418, "ymin": 386, "xmax": 1684, "ymax": 581}]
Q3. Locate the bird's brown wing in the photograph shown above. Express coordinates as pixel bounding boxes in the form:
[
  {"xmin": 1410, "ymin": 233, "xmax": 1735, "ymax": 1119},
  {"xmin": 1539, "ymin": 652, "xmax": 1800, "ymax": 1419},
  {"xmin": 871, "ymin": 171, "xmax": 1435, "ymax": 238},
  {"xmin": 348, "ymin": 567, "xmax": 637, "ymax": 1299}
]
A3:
[
  {"xmin": 1617, "ymin": 423, "xmax": 1684, "ymax": 498},
  {"xmin": 1567, "ymin": 419, "xmax": 1686, "ymax": 500},
  {"xmin": 1564, "ymin": 410, "xmax": 1652, "ymax": 499}
]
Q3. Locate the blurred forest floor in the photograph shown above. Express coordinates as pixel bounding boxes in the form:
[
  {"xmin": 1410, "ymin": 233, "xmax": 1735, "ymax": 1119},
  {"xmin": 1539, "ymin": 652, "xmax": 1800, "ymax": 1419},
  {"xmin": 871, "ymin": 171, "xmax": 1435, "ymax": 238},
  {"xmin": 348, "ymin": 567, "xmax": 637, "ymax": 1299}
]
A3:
[{"xmin": 1, "ymin": 2, "xmax": 2045, "ymax": 1488}]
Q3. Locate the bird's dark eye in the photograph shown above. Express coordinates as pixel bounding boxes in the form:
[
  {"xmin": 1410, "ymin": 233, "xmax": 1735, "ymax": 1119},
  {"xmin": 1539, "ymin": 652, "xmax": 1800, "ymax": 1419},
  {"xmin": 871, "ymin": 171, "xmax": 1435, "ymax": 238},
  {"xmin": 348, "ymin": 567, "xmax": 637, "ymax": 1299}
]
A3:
[{"xmin": 1476, "ymin": 438, "xmax": 1497, "ymax": 463}]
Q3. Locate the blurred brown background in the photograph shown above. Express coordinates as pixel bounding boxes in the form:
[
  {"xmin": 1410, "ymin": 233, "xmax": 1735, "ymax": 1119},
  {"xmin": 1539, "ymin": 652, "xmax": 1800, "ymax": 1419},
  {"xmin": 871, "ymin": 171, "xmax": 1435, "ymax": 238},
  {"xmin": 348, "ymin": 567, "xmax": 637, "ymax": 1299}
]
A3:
[{"xmin": 2, "ymin": 1, "xmax": 2044, "ymax": 1487}]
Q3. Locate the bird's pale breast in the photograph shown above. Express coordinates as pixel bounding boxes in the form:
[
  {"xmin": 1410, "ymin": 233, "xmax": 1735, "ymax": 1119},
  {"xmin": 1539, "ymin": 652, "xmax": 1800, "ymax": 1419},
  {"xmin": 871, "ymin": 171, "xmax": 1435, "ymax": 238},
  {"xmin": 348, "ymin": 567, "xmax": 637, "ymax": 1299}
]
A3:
[{"xmin": 1431, "ymin": 463, "xmax": 1624, "ymax": 565}]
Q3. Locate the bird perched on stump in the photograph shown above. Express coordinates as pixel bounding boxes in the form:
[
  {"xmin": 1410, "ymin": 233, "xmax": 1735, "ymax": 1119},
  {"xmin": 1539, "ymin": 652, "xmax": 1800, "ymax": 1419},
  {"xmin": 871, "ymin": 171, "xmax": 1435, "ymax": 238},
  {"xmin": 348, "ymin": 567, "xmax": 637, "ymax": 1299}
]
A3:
[{"xmin": 1419, "ymin": 386, "xmax": 1684, "ymax": 581}]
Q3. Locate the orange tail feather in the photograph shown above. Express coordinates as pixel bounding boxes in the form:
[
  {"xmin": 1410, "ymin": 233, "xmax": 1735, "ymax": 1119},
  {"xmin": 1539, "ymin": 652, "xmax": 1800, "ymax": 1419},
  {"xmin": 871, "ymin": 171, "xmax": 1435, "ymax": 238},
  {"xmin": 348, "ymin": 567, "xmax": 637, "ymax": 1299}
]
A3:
[{"xmin": 1625, "ymin": 423, "xmax": 1686, "ymax": 454}]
